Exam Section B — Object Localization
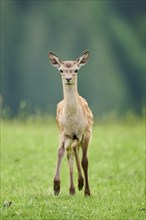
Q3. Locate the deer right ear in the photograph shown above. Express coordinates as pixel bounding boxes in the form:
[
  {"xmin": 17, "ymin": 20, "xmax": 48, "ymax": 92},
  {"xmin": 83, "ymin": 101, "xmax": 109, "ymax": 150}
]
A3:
[
  {"xmin": 76, "ymin": 51, "xmax": 89, "ymax": 67},
  {"xmin": 48, "ymin": 52, "xmax": 62, "ymax": 68}
]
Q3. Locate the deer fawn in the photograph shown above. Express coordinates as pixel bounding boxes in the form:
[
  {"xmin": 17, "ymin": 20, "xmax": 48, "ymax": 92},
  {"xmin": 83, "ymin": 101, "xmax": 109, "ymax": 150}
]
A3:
[{"xmin": 48, "ymin": 51, "xmax": 93, "ymax": 196}]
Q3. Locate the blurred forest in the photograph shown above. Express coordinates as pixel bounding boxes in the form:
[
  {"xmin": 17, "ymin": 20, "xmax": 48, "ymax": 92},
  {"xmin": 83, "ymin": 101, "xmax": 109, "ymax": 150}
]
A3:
[{"xmin": 1, "ymin": 0, "xmax": 145, "ymax": 117}]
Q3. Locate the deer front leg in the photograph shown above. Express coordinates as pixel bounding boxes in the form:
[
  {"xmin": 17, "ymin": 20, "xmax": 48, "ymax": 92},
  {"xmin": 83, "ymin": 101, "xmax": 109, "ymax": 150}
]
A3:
[
  {"xmin": 81, "ymin": 135, "xmax": 90, "ymax": 196},
  {"xmin": 54, "ymin": 142, "xmax": 65, "ymax": 196}
]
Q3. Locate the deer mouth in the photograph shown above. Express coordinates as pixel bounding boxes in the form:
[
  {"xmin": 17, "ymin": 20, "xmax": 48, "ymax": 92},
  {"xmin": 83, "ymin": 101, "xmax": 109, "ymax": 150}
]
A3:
[{"xmin": 65, "ymin": 81, "xmax": 74, "ymax": 85}]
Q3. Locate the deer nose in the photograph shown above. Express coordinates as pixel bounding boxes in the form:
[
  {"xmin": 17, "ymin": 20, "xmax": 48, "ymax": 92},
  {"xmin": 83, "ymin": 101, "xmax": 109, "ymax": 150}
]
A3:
[{"xmin": 66, "ymin": 77, "xmax": 72, "ymax": 82}]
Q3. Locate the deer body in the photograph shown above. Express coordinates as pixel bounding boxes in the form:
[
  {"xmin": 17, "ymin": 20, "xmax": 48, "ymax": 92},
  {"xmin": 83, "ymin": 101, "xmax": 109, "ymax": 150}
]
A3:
[
  {"xmin": 57, "ymin": 95, "xmax": 92, "ymax": 142},
  {"xmin": 48, "ymin": 51, "xmax": 93, "ymax": 196}
]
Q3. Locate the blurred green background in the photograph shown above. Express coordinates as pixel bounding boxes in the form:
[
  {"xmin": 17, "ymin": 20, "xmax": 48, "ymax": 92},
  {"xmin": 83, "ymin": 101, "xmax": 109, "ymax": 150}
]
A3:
[{"xmin": 1, "ymin": 0, "xmax": 145, "ymax": 117}]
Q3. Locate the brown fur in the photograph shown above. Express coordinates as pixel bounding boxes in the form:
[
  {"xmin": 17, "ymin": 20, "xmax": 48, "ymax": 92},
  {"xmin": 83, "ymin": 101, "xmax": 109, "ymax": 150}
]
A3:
[{"xmin": 48, "ymin": 51, "xmax": 93, "ymax": 196}]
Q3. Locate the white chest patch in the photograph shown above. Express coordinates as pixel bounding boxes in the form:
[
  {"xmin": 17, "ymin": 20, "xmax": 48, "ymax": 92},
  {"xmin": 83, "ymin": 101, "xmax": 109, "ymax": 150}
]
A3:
[{"xmin": 60, "ymin": 108, "xmax": 87, "ymax": 141}]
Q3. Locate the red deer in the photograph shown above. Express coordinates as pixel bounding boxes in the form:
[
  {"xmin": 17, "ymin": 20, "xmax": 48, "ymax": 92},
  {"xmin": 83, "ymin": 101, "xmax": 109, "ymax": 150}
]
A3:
[{"xmin": 48, "ymin": 51, "xmax": 93, "ymax": 196}]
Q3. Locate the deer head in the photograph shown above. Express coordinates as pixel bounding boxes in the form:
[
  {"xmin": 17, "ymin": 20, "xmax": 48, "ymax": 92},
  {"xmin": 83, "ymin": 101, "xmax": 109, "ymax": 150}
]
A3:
[{"xmin": 48, "ymin": 51, "xmax": 89, "ymax": 86}]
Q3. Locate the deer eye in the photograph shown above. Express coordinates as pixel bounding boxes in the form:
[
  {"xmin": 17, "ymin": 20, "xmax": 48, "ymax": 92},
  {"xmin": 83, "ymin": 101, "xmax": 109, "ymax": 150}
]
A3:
[
  {"xmin": 75, "ymin": 69, "xmax": 78, "ymax": 73},
  {"xmin": 60, "ymin": 69, "xmax": 63, "ymax": 73}
]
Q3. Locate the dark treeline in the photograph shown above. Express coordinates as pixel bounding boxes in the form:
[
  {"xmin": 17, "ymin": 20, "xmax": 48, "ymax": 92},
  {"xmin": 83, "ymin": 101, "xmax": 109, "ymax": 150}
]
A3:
[{"xmin": 1, "ymin": 1, "xmax": 145, "ymax": 117}]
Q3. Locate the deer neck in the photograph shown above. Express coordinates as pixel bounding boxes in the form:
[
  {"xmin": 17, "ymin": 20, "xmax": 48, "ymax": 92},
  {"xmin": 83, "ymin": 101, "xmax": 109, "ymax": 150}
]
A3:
[{"xmin": 63, "ymin": 83, "xmax": 79, "ymax": 111}]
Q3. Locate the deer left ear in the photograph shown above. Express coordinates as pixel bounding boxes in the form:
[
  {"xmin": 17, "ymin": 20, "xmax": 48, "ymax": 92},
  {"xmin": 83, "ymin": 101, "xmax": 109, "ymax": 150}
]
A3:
[
  {"xmin": 76, "ymin": 51, "xmax": 89, "ymax": 67},
  {"xmin": 48, "ymin": 52, "xmax": 62, "ymax": 68}
]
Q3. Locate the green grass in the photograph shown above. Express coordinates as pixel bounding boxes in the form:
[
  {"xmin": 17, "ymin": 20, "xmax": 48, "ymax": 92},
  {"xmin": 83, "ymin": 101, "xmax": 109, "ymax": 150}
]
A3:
[{"xmin": 1, "ymin": 118, "xmax": 145, "ymax": 219}]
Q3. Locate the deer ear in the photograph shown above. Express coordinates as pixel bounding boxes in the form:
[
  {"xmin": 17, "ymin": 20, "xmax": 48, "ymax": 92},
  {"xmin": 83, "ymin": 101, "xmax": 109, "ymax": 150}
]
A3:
[
  {"xmin": 76, "ymin": 51, "xmax": 89, "ymax": 67},
  {"xmin": 48, "ymin": 52, "xmax": 62, "ymax": 68}
]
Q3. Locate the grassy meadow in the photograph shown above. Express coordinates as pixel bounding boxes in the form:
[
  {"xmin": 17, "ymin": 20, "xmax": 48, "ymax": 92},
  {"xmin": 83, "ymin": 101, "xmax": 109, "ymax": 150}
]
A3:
[{"xmin": 0, "ymin": 116, "xmax": 145, "ymax": 219}]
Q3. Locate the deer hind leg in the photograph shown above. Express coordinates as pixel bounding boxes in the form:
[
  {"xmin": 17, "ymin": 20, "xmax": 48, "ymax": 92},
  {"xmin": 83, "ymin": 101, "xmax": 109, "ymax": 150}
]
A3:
[
  {"xmin": 65, "ymin": 138, "xmax": 75, "ymax": 195},
  {"xmin": 67, "ymin": 152, "xmax": 75, "ymax": 195},
  {"xmin": 72, "ymin": 140, "xmax": 84, "ymax": 191},
  {"xmin": 81, "ymin": 135, "xmax": 91, "ymax": 196},
  {"xmin": 54, "ymin": 142, "xmax": 65, "ymax": 196}
]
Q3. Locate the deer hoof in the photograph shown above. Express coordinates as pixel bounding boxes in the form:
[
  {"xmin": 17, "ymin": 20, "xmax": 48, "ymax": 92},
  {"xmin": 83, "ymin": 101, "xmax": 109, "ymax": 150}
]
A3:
[
  {"xmin": 78, "ymin": 176, "xmax": 84, "ymax": 191},
  {"xmin": 69, "ymin": 187, "xmax": 75, "ymax": 195},
  {"xmin": 54, "ymin": 180, "xmax": 60, "ymax": 196},
  {"xmin": 85, "ymin": 188, "xmax": 91, "ymax": 197}
]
